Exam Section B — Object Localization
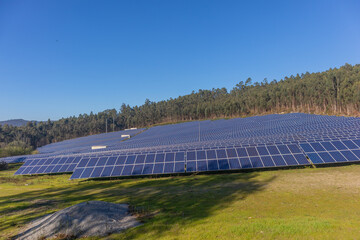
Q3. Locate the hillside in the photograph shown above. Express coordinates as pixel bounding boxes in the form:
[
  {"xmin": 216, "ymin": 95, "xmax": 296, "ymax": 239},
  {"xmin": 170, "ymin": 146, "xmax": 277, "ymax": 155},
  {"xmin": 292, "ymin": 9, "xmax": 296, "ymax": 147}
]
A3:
[
  {"xmin": 1, "ymin": 164, "xmax": 360, "ymax": 239},
  {"xmin": 0, "ymin": 119, "xmax": 29, "ymax": 127}
]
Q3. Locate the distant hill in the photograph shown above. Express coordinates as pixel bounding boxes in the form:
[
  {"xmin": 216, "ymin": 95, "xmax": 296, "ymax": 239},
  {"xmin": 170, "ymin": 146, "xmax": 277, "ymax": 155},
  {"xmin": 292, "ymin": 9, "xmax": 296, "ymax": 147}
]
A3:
[{"xmin": 0, "ymin": 119, "xmax": 30, "ymax": 127}]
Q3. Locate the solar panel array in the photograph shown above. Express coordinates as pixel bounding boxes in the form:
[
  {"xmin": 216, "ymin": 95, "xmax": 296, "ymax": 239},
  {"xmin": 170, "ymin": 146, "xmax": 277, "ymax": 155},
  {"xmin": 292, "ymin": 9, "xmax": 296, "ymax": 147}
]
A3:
[{"xmin": 9, "ymin": 113, "xmax": 360, "ymax": 179}]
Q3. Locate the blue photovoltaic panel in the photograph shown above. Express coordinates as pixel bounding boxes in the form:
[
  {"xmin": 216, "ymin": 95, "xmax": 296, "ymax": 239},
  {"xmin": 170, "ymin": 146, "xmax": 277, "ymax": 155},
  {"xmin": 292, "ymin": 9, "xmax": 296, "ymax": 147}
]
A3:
[
  {"xmin": 299, "ymin": 139, "xmax": 360, "ymax": 164},
  {"xmin": 186, "ymin": 144, "xmax": 310, "ymax": 173},
  {"xmin": 14, "ymin": 156, "xmax": 82, "ymax": 175},
  {"xmin": 70, "ymin": 151, "xmax": 186, "ymax": 179},
  {"xmin": 0, "ymin": 156, "xmax": 27, "ymax": 164}
]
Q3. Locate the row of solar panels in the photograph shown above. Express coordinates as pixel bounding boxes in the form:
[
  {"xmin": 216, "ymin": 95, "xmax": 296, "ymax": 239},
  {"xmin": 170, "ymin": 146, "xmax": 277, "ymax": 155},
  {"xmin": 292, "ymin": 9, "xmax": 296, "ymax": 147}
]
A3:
[
  {"xmin": 3, "ymin": 133, "xmax": 360, "ymax": 165},
  {"xmin": 15, "ymin": 139, "xmax": 348, "ymax": 167},
  {"xmin": 14, "ymin": 139, "xmax": 360, "ymax": 179}
]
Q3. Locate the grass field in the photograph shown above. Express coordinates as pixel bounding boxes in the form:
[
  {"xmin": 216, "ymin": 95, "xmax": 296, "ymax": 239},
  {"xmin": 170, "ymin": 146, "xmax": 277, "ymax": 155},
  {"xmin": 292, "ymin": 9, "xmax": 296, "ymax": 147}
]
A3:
[{"xmin": 1, "ymin": 164, "xmax": 360, "ymax": 240}]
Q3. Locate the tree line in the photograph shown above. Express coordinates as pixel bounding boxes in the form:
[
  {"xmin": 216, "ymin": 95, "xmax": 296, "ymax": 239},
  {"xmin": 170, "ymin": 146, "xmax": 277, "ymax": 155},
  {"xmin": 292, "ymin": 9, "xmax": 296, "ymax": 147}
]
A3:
[{"xmin": 0, "ymin": 63, "xmax": 359, "ymax": 157}]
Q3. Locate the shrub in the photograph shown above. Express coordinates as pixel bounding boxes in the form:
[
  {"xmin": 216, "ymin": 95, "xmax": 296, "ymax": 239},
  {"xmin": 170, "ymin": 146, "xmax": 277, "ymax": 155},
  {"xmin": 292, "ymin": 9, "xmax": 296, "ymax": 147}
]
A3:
[
  {"xmin": 0, "ymin": 161, "xmax": 8, "ymax": 171},
  {"xmin": 0, "ymin": 141, "xmax": 33, "ymax": 158}
]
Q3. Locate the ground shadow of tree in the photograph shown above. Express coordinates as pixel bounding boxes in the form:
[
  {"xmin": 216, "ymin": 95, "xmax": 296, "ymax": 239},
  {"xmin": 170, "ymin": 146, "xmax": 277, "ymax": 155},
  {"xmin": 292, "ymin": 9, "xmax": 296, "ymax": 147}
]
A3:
[{"xmin": 0, "ymin": 172, "xmax": 275, "ymax": 239}]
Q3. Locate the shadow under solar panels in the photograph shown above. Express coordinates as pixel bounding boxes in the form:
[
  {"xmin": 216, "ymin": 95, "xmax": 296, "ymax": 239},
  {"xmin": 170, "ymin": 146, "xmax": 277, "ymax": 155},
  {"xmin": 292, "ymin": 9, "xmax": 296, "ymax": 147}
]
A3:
[{"xmin": 299, "ymin": 139, "xmax": 360, "ymax": 164}]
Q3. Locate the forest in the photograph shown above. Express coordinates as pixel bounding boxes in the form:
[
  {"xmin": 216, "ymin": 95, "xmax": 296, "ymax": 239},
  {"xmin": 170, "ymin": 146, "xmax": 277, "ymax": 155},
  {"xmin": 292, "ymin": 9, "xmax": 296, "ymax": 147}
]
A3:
[{"xmin": 0, "ymin": 63, "xmax": 359, "ymax": 157}]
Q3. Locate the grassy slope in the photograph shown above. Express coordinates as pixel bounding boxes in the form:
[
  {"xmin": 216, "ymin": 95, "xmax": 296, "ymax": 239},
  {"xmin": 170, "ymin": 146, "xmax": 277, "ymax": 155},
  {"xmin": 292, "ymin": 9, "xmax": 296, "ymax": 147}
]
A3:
[{"xmin": 1, "ymin": 164, "xmax": 360, "ymax": 240}]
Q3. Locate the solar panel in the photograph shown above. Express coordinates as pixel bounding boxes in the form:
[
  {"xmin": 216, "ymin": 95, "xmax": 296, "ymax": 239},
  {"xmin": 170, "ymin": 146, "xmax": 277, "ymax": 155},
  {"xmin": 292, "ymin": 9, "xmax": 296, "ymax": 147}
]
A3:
[
  {"xmin": 14, "ymin": 156, "xmax": 82, "ymax": 175},
  {"xmin": 0, "ymin": 155, "xmax": 27, "ymax": 163},
  {"xmin": 186, "ymin": 144, "xmax": 310, "ymax": 173},
  {"xmin": 299, "ymin": 139, "xmax": 360, "ymax": 164},
  {"xmin": 70, "ymin": 151, "xmax": 186, "ymax": 179}
]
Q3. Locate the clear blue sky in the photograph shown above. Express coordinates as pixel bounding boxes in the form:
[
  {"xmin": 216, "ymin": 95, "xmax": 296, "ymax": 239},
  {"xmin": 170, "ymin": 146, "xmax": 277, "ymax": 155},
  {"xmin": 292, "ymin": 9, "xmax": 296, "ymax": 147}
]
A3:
[{"xmin": 1, "ymin": 0, "xmax": 359, "ymax": 121}]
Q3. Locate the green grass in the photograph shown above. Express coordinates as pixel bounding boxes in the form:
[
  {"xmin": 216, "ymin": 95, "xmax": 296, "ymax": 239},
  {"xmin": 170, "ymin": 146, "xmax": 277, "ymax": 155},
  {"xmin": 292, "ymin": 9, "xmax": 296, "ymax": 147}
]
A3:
[{"xmin": 1, "ymin": 164, "xmax": 360, "ymax": 239}]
